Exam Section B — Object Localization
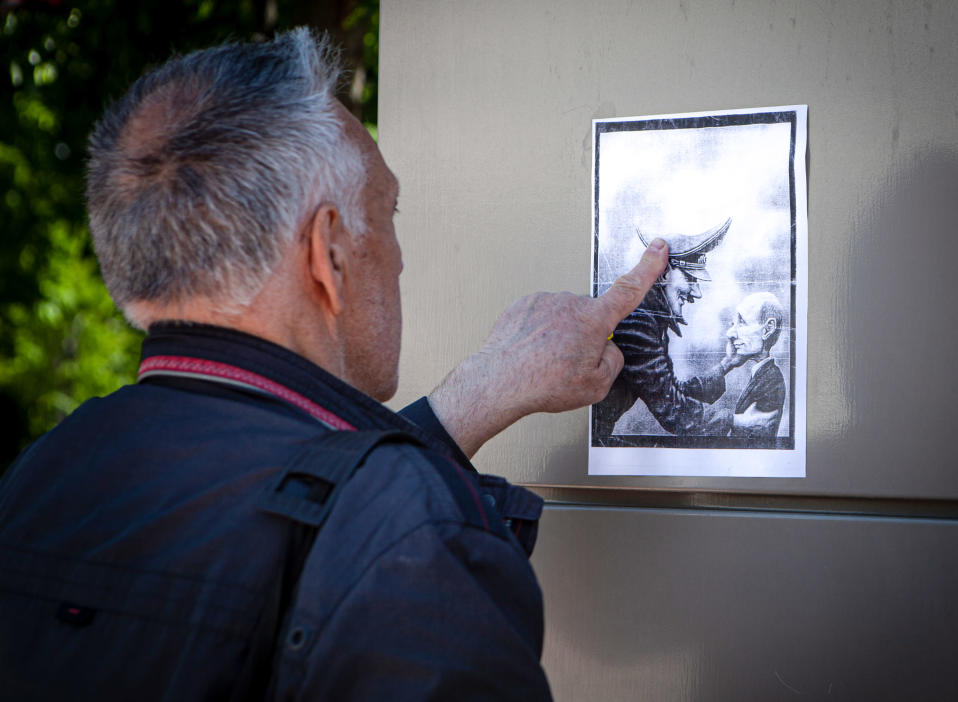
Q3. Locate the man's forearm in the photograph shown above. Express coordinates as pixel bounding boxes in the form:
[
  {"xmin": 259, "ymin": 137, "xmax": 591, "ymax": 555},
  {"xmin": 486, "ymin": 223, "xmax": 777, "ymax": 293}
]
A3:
[
  {"xmin": 427, "ymin": 240, "xmax": 669, "ymax": 459},
  {"xmin": 427, "ymin": 352, "xmax": 524, "ymax": 459}
]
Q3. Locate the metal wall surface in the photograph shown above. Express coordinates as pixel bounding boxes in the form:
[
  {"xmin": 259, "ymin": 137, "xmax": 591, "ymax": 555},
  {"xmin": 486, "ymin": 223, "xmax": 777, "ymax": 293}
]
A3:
[
  {"xmin": 380, "ymin": 0, "xmax": 958, "ymax": 499},
  {"xmin": 532, "ymin": 505, "xmax": 958, "ymax": 700},
  {"xmin": 378, "ymin": 1, "xmax": 958, "ymax": 699}
]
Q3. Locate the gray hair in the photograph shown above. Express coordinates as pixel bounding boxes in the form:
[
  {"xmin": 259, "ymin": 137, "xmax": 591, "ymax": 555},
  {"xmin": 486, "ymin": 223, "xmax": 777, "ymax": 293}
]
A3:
[{"xmin": 86, "ymin": 28, "xmax": 366, "ymax": 322}]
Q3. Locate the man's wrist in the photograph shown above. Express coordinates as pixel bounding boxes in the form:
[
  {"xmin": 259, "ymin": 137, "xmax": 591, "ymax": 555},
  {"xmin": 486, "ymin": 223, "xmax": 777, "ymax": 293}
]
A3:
[{"xmin": 427, "ymin": 352, "xmax": 523, "ymax": 460}]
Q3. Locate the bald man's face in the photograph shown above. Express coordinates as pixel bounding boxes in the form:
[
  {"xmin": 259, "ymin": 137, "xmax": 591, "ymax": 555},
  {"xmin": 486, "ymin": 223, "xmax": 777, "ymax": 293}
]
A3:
[{"xmin": 336, "ymin": 104, "xmax": 403, "ymax": 401}]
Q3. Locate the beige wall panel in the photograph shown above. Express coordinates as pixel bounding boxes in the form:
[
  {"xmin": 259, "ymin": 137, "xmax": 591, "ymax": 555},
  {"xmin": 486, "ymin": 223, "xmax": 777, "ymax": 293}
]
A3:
[
  {"xmin": 532, "ymin": 505, "xmax": 958, "ymax": 700},
  {"xmin": 380, "ymin": 1, "xmax": 958, "ymax": 498}
]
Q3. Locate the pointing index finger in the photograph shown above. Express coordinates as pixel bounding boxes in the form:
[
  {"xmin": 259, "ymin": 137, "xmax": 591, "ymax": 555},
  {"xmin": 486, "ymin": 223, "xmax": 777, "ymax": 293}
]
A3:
[{"xmin": 595, "ymin": 238, "xmax": 669, "ymax": 331}]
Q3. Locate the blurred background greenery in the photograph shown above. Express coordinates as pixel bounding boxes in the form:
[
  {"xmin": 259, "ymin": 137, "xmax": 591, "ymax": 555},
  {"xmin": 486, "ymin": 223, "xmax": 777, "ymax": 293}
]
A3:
[{"xmin": 0, "ymin": 0, "xmax": 380, "ymax": 468}]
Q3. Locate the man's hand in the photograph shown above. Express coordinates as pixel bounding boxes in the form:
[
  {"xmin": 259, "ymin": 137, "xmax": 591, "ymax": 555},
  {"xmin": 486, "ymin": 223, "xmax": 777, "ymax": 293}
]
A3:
[
  {"xmin": 733, "ymin": 402, "xmax": 779, "ymax": 433},
  {"xmin": 428, "ymin": 239, "xmax": 669, "ymax": 458},
  {"xmin": 719, "ymin": 340, "xmax": 750, "ymax": 374}
]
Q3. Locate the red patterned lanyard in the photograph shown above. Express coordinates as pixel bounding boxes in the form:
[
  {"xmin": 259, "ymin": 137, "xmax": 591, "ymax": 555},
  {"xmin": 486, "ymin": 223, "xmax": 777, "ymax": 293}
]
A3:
[{"xmin": 138, "ymin": 355, "xmax": 356, "ymax": 431}]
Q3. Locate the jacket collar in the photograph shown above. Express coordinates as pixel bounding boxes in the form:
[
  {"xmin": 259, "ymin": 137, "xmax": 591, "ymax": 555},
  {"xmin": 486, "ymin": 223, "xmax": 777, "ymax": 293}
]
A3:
[
  {"xmin": 139, "ymin": 321, "xmax": 435, "ymax": 443},
  {"xmin": 749, "ymin": 355, "xmax": 774, "ymax": 379}
]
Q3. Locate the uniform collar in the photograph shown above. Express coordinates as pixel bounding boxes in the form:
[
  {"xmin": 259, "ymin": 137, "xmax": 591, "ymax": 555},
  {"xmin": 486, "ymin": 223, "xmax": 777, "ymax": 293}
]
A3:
[{"xmin": 139, "ymin": 321, "xmax": 434, "ymax": 442}]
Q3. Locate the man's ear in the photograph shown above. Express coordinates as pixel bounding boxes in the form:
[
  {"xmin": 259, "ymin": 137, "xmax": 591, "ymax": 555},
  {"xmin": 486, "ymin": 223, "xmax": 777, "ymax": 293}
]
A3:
[
  {"xmin": 305, "ymin": 203, "xmax": 349, "ymax": 317},
  {"xmin": 762, "ymin": 318, "xmax": 777, "ymax": 340},
  {"xmin": 657, "ymin": 261, "xmax": 673, "ymax": 286}
]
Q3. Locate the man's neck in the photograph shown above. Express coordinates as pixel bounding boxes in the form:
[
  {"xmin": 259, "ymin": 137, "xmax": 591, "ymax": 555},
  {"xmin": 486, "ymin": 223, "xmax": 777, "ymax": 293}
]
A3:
[{"xmin": 128, "ymin": 293, "xmax": 346, "ymax": 388}]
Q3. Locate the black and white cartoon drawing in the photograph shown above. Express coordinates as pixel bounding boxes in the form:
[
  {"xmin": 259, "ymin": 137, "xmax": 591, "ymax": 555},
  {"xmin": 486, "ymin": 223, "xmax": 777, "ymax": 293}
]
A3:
[
  {"xmin": 593, "ymin": 218, "xmax": 736, "ymax": 439},
  {"xmin": 589, "ymin": 105, "xmax": 807, "ymax": 477}
]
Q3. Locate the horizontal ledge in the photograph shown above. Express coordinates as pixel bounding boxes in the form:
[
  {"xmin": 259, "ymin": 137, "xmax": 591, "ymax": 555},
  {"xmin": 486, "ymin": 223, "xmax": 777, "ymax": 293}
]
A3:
[{"xmin": 523, "ymin": 485, "xmax": 958, "ymax": 520}]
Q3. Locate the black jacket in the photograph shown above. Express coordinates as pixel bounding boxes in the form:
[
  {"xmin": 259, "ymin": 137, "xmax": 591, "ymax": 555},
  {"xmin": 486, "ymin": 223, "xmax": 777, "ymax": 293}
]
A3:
[
  {"xmin": 0, "ymin": 323, "xmax": 551, "ymax": 701},
  {"xmin": 730, "ymin": 358, "xmax": 786, "ymax": 439}
]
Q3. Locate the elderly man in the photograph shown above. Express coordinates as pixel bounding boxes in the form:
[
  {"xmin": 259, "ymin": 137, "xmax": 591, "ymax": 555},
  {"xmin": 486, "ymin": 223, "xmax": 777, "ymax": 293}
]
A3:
[
  {"xmin": 592, "ymin": 219, "xmax": 732, "ymax": 441},
  {"xmin": 0, "ymin": 29, "xmax": 667, "ymax": 700}
]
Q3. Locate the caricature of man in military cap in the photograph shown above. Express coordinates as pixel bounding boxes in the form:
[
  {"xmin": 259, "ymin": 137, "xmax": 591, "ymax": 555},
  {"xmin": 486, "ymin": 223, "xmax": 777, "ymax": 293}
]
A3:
[{"xmin": 593, "ymin": 217, "xmax": 737, "ymax": 440}]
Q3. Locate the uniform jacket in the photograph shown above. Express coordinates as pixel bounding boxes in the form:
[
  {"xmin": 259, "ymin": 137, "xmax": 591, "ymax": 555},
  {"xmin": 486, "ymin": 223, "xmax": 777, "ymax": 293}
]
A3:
[
  {"xmin": 0, "ymin": 323, "xmax": 551, "ymax": 701},
  {"xmin": 730, "ymin": 357, "xmax": 786, "ymax": 439},
  {"xmin": 592, "ymin": 285, "xmax": 730, "ymax": 440}
]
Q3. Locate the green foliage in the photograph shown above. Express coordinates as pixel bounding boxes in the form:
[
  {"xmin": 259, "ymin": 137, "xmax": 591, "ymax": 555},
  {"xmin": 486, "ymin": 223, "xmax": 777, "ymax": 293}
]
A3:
[
  {"xmin": 343, "ymin": 0, "xmax": 380, "ymax": 128},
  {"xmin": 0, "ymin": 218, "xmax": 143, "ymax": 441},
  {"xmin": 0, "ymin": 0, "xmax": 380, "ymax": 466}
]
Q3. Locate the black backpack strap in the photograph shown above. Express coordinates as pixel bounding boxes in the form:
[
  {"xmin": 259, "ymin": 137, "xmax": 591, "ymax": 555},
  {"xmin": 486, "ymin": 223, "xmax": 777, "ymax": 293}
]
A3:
[
  {"xmin": 259, "ymin": 429, "xmax": 423, "ymax": 528},
  {"xmin": 232, "ymin": 429, "xmax": 424, "ymax": 701},
  {"xmin": 259, "ymin": 428, "xmax": 507, "ymax": 538}
]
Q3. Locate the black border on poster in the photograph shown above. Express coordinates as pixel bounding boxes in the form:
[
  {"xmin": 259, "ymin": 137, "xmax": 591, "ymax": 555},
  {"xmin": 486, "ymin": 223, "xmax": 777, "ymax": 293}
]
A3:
[{"xmin": 591, "ymin": 110, "xmax": 798, "ymax": 451}]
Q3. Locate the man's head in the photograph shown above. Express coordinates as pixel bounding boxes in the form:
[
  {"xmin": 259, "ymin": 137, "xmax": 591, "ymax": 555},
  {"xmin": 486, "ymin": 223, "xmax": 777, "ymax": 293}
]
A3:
[
  {"xmin": 726, "ymin": 292, "xmax": 784, "ymax": 358},
  {"xmin": 87, "ymin": 28, "xmax": 365, "ymax": 319},
  {"xmin": 86, "ymin": 29, "xmax": 404, "ymax": 400},
  {"xmin": 661, "ymin": 264, "xmax": 702, "ymax": 321},
  {"xmin": 637, "ymin": 217, "xmax": 730, "ymax": 323}
]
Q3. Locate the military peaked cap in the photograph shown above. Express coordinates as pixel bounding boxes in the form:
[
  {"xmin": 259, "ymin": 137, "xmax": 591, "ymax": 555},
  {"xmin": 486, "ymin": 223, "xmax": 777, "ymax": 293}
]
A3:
[{"xmin": 636, "ymin": 217, "xmax": 732, "ymax": 281}]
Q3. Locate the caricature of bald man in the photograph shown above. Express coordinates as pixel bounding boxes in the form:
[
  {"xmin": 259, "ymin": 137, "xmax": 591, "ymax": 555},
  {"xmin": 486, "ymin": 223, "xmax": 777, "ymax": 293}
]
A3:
[{"xmin": 724, "ymin": 292, "xmax": 787, "ymax": 438}]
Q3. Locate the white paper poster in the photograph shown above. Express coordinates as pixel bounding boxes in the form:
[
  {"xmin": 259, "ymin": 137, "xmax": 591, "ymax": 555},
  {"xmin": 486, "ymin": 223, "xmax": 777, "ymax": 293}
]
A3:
[{"xmin": 589, "ymin": 105, "xmax": 807, "ymax": 478}]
